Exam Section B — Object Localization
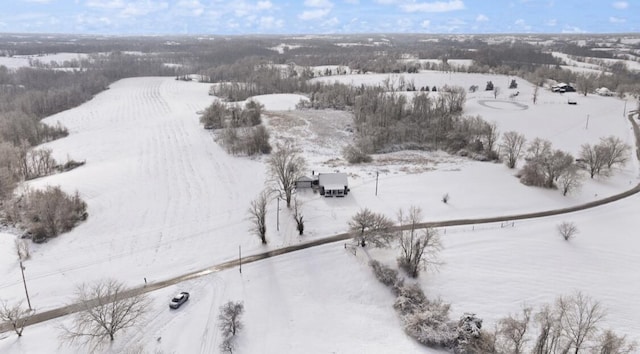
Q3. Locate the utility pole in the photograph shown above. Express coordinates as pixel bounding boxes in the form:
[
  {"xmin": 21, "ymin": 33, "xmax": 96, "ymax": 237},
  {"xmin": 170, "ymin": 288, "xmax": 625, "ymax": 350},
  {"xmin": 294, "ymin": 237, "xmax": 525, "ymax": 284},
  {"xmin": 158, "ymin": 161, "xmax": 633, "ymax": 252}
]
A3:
[
  {"xmin": 375, "ymin": 171, "xmax": 379, "ymax": 196},
  {"xmin": 238, "ymin": 245, "xmax": 242, "ymax": 274},
  {"xmin": 276, "ymin": 197, "xmax": 280, "ymax": 231},
  {"xmin": 585, "ymin": 114, "xmax": 590, "ymax": 130},
  {"xmin": 623, "ymin": 100, "xmax": 627, "ymax": 117},
  {"xmin": 19, "ymin": 260, "xmax": 32, "ymax": 310}
]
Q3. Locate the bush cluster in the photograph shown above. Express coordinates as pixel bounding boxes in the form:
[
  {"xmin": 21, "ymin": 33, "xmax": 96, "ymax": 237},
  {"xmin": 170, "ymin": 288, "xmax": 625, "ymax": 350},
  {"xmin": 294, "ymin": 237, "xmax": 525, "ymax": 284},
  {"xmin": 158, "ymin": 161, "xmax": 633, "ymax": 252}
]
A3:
[{"xmin": 7, "ymin": 186, "xmax": 87, "ymax": 243}]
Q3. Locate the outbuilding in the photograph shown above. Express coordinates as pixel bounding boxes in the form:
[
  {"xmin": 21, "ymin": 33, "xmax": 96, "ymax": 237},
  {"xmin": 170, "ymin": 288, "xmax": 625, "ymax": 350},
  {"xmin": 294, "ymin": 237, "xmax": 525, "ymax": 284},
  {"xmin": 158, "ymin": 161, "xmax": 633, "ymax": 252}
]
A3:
[{"xmin": 295, "ymin": 176, "xmax": 314, "ymax": 189}]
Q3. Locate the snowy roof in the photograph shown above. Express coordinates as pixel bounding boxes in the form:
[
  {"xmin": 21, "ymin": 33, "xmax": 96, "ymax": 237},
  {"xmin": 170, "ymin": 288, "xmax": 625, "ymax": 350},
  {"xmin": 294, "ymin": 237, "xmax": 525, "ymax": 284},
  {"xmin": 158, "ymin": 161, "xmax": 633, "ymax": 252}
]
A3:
[
  {"xmin": 318, "ymin": 173, "xmax": 348, "ymax": 188},
  {"xmin": 297, "ymin": 176, "xmax": 314, "ymax": 182}
]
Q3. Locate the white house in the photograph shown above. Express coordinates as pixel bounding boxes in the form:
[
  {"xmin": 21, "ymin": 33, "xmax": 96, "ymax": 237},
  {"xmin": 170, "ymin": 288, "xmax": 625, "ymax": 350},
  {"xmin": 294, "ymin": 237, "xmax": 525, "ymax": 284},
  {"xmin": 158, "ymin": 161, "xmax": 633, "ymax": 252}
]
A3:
[{"xmin": 318, "ymin": 173, "xmax": 349, "ymax": 197}]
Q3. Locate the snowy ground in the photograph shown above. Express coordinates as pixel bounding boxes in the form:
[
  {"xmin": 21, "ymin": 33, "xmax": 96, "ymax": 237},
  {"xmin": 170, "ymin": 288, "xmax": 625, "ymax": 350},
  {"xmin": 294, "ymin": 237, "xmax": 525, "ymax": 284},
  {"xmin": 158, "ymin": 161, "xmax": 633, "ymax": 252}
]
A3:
[
  {"xmin": 0, "ymin": 53, "xmax": 88, "ymax": 69},
  {"xmin": 1, "ymin": 71, "xmax": 639, "ymax": 353}
]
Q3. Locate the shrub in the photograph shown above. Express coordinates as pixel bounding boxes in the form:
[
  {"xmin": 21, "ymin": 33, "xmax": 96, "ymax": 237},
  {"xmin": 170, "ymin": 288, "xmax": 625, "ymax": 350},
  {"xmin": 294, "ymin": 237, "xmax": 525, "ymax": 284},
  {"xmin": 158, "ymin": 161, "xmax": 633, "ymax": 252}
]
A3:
[
  {"xmin": 343, "ymin": 144, "xmax": 372, "ymax": 164},
  {"xmin": 403, "ymin": 298, "xmax": 457, "ymax": 347},
  {"xmin": 393, "ymin": 283, "xmax": 428, "ymax": 315},
  {"xmin": 370, "ymin": 260, "xmax": 400, "ymax": 287},
  {"xmin": 14, "ymin": 186, "xmax": 87, "ymax": 242}
]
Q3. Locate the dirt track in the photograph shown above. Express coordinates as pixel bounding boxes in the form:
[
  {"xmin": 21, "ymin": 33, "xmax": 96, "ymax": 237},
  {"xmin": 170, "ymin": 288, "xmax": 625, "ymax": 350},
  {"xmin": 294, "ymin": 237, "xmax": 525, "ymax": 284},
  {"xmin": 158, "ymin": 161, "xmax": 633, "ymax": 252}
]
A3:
[{"xmin": 2, "ymin": 113, "xmax": 639, "ymax": 335}]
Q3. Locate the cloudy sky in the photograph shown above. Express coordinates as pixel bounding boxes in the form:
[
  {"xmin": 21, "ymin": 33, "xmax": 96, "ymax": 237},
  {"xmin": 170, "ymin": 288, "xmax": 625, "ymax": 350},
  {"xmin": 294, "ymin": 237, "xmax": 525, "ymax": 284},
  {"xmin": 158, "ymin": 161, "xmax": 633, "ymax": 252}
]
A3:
[{"xmin": 1, "ymin": 0, "xmax": 637, "ymax": 35}]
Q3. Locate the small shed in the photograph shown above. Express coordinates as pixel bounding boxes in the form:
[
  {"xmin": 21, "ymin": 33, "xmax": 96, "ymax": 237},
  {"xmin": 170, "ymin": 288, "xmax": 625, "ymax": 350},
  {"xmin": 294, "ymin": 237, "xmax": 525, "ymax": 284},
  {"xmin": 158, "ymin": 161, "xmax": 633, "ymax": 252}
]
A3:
[
  {"xmin": 295, "ymin": 176, "xmax": 314, "ymax": 189},
  {"xmin": 318, "ymin": 173, "xmax": 349, "ymax": 197}
]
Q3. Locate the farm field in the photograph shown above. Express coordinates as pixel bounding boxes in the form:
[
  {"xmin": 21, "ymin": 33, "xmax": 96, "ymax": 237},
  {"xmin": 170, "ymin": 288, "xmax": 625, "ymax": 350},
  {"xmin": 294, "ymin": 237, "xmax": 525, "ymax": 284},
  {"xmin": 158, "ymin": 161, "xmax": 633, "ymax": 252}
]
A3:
[{"xmin": 1, "ymin": 70, "xmax": 639, "ymax": 353}]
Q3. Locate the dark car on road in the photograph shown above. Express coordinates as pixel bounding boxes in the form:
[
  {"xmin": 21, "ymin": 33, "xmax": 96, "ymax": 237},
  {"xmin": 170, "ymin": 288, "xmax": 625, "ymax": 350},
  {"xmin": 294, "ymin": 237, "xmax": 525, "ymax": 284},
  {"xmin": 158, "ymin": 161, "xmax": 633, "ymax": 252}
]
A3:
[{"xmin": 169, "ymin": 292, "xmax": 189, "ymax": 309}]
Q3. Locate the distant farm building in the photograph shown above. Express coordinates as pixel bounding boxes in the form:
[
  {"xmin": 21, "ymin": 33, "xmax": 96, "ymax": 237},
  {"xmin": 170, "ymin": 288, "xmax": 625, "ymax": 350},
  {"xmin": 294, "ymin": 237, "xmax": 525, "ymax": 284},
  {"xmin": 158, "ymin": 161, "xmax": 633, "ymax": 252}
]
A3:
[{"xmin": 318, "ymin": 173, "xmax": 349, "ymax": 197}]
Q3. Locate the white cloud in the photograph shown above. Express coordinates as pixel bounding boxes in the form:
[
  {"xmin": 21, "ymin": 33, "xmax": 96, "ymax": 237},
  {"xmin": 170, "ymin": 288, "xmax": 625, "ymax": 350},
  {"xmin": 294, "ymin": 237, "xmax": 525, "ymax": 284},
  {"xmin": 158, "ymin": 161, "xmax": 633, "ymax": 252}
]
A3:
[
  {"xmin": 304, "ymin": 0, "xmax": 333, "ymax": 7},
  {"xmin": 562, "ymin": 25, "xmax": 585, "ymax": 33},
  {"xmin": 299, "ymin": 0, "xmax": 333, "ymax": 19},
  {"xmin": 120, "ymin": 1, "xmax": 169, "ymax": 17},
  {"xmin": 75, "ymin": 13, "xmax": 112, "ymax": 26},
  {"xmin": 299, "ymin": 8, "xmax": 331, "ymax": 20},
  {"xmin": 344, "ymin": 0, "xmax": 359, "ymax": 3},
  {"xmin": 176, "ymin": 0, "xmax": 204, "ymax": 15},
  {"xmin": 396, "ymin": 17, "xmax": 413, "ymax": 30},
  {"xmin": 421, "ymin": 19, "xmax": 430, "ymax": 28},
  {"xmin": 612, "ymin": 1, "xmax": 628, "ymax": 9},
  {"xmin": 514, "ymin": 18, "xmax": 531, "ymax": 30},
  {"xmin": 375, "ymin": 0, "xmax": 397, "ymax": 4},
  {"xmin": 476, "ymin": 14, "xmax": 488, "ymax": 22},
  {"xmin": 322, "ymin": 16, "xmax": 340, "ymax": 27},
  {"xmin": 257, "ymin": 1, "xmax": 273, "ymax": 10},
  {"xmin": 609, "ymin": 16, "xmax": 626, "ymax": 23},
  {"xmin": 85, "ymin": 0, "xmax": 125, "ymax": 9},
  {"xmin": 401, "ymin": 0, "xmax": 465, "ymax": 13},
  {"xmin": 259, "ymin": 16, "xmax": 283, "ymax": 29}
]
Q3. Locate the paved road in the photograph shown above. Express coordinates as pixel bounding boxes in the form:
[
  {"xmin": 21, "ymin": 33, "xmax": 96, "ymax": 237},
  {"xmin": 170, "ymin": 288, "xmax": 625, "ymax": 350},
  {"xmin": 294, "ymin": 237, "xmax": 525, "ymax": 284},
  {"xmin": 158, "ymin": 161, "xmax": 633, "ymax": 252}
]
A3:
[{"xmin": 3, "ymin": 113, "xmax": 640, "ymax": 334}]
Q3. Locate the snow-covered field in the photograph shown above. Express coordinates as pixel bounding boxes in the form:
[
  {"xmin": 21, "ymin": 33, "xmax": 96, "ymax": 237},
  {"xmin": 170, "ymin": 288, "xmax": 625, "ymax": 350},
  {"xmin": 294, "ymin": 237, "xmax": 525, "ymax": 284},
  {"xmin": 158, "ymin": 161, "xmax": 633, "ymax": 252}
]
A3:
[
  {"xmin": 1, "ymin": 70, "xmax": 639, "ymax": 353},
  {"xmin": 0, "ymin": 53, "xmax": 88, "ymax": 69},
  {"xmin": 551, "ymin": 51, "xmax": 640, "ymax": 73}
]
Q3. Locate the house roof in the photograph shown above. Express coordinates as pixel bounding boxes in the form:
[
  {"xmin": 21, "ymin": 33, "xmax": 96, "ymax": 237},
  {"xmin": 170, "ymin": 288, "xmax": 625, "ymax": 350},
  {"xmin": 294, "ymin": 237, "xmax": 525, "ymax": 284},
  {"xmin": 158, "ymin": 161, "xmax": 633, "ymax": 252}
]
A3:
[
  {"xmin": 296, "ymin": 176, "xmax": 314, "ymax": 182},
  {"xmin": 318, "ymin": 173, "xmax": 348, "ymax": 187}
]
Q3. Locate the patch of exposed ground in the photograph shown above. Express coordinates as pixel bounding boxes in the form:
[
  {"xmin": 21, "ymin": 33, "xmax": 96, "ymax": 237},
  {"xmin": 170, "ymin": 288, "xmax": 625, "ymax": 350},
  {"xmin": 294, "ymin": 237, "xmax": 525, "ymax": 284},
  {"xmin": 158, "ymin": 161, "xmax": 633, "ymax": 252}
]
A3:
[{"xmin": 264, "ymin": 109, "xmax": 467, "ymax": 173}]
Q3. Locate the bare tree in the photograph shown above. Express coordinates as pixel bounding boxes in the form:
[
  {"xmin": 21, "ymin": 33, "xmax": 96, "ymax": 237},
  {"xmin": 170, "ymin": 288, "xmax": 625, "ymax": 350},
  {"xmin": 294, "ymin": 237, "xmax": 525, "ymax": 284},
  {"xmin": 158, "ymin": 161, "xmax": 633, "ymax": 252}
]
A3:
[
  {"xmin": 218, "ymin": 301, "xmax": 244, "ymax": 354},
  {"xmin": 0, "ymin": 300, "xmax": 33, "ymax": 337},
  {"xmin": 557, "ymin": 221, "xmax": 578, "ymax": 241},
  {"xmin": 533, "ymin": 303, "xmax": 565, "ymax": 354},
  {"xmin": 600, "ymin": 136, "xmax": 630, "ymax": 170},
  {"xmin": 533, "ymin": 84, "xmax": 539, "ymax": 104},
  {"xmin": 576, "ymin": 74, "xmax": 596, "ymax": 97},
  {"xmin": 292, "ymin": 197, "xmax": 304, "ymax": 236},
  {"xmin": 267, "ymin": 142, "xmax": 306, "ymax": 208},
  {"xmin": 348, "ymin": 208, "xmax": 394, "ymax": 247},
  {"xmin": 558, "ymin": 166, "xmax": 583, "ymax": 196},
  {"xmin": 220, "ymin": 337, "xmax": 236, "ymax": 354},
  {"xmin": 521, "ymin": 138, "xmax": 574, "ymax": 189},
  {"xmin": 0, "ymin": 166, "xmax": 18, "ymax": 201},
  {"xmin": 494, "ymin": 86, "xmax": 501, "ymax": 99},
  {"xmin": 500, "ymin": 131, "xmax": 526, "ymax": 169},
  {"xmin": 60, "ymin": 279, "xmax": 149, "ymax": 350},
  {"xmin": 579, "ymin": 143, "xmax": 607, "ymax": 178},
  {"xmin": 396, "ymin": 206, "xmax": 442, "ymax": 278},
  {"xmin": 557, "ymin": 291, "xmax": 606, "ymax": 354},
  {"xmin": 482, "ymin": 121, "xmax": 500, "ymax": 156},
  {"xmin": 497, "ymin": 306, "xmax": 532, "ymax": 354},
  {"xmin": 594, "ymin": 329, "xmax": 638, "ymax": 354},
  {"xmin": 218, "ymin": 301, "xmax": 244, "ymax": 337},
  {"xmin": 248, "ymin": 190, "xmax": 269, "ymax": 244}
]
